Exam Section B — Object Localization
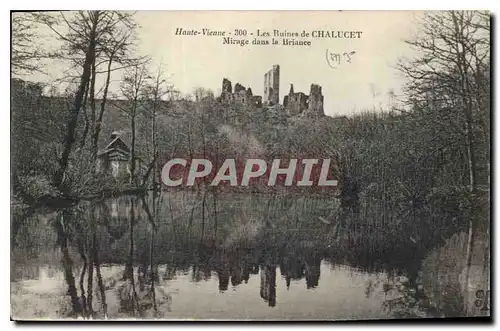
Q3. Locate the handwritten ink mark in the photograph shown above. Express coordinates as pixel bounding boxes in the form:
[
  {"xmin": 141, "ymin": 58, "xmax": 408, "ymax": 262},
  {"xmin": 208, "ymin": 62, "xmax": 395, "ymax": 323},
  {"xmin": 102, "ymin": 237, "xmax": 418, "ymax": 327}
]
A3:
[
  {"xmin": 343, "ymin": 51, "xmax": 356, "ymax": 63},
  {"xmin": 326, "ymin": 49, "xmax": 340, "ymax": 69},
  {"xmin": 326, "ymin": 49, "xmax": 356, "ymax": 69}
]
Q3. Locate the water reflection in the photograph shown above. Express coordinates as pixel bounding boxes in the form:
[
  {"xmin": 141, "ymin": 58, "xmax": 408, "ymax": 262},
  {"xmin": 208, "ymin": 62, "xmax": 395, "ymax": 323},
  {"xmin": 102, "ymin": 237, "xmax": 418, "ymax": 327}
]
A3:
[
  {"xmin": 10, "ymin": 192, "xmax": 485, "ymax": 320},
  {"xmin": 260, "ymin": 256, "xmax": 277, "ymax": 307},
  {"xmin": 13, "ymin": 260, "xmax": 400, "ymax": 320}
]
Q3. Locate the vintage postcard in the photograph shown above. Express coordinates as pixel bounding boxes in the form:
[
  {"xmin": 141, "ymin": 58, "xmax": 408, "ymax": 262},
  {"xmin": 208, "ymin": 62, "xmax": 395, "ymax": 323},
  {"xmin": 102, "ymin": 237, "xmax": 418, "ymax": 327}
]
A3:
[{"xmin": 10, "ymin": 10, "xmax": 491, "ymax": 321}]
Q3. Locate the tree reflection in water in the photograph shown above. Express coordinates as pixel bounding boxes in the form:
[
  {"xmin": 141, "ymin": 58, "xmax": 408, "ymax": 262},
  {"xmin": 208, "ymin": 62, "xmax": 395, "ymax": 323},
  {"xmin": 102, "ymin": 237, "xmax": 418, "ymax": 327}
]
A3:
[{"xmin": 11, "ymin": 192, "xmax": 489, "ymax": 319}]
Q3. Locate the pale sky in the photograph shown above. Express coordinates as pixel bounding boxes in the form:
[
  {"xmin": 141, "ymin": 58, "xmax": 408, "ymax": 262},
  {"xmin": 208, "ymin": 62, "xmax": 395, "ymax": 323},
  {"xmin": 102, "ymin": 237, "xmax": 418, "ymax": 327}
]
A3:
[
  {"xmin": 18, "ymin": 11, "xmax": 424, "ymax": 116},
  {"xmin": 133, "ymin": 11, "xmax": 422, "ymax": 115}
]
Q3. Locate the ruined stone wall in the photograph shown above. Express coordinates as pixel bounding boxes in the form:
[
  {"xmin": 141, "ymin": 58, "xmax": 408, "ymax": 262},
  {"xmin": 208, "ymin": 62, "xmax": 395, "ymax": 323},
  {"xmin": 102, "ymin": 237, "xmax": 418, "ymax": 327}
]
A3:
[
  {"xmin": 303, "ymin": 84, "xmax": 325, "ymax": 117},
  {"xmin": 219, "ymin": 66, "xmax": 323, "ymax": 116},
  {"xmin": 234, "ymin": 83, "xmax": 246, "ymax": 93},
  {"xmin": 220, "ymin": 78, "xmax": 233, "ymax": 103},
  {"xmin": 222, "ymin": 78, "xmax": 232, "ymax": 94},
  {"xmin": 252, "ymin": 95, "xmax": 263, "ymax": 108},
  {"xmin": 283, "ymin": 84, "xmax": 309, "ymax": 116},
  {"xmin": 219, "ymin": 78, "xmax": 262, "ymax": 108}
]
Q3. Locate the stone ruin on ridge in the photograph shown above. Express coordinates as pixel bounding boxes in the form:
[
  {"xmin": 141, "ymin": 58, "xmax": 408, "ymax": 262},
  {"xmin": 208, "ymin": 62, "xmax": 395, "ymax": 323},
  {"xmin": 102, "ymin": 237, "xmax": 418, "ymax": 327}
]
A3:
[{"xmin": 218, "ymin": 64, "xmax": 325, "ymax": 117}]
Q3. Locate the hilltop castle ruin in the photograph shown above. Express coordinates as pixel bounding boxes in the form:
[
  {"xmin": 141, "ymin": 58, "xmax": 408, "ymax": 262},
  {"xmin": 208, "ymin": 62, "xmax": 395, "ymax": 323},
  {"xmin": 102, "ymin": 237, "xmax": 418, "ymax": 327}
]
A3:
[
  {"xmin": 264, "ymin": 65, "xmax": 280, "ymax": 106},
  {"xmin": 220, "ymin": 78, "xmax": 263, "ymax": 108},
  {"xmin": 218, "ymin": 64, "xmax": 324, "ymax": 117}
]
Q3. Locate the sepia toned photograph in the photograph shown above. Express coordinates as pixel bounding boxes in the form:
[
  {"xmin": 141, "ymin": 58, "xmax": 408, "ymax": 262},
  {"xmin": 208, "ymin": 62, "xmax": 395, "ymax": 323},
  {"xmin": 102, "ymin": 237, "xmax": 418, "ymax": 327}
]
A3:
[{"xmin": 10, "ymin": 10, "xmax": 491, "ymax": 321}]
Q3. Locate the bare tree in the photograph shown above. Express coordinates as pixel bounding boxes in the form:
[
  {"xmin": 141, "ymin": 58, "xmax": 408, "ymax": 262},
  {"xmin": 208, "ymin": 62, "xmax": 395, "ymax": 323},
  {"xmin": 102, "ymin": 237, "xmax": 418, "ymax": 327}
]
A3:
[
  {"xmin": 90, "ymin": 13, "xmax": 139, "ymax": 160},
  {"xmin": 36, "ymin": 11, "xmax": 140, "ymax": 163},
  {"xmin": 112, "ymin": 60, "xmax": 151, "ymax": 185},
  {"xmin": 399, "ymin": 11, "xmax": 489, "ymax": 190},
  {"xmin": 40, "ymin": 11, "xmax": 101, "ymax": 190},
  {"xmin": 11, "ymin": 12, "xmax": 46, "ymax": 75},
  {"xmin": 32, "ymin": 11, "xmax": 146, "ymax": 192},
  {"xmin": 141, "ymin": 64, "xmax": 175, "ymax": 187},
  {"xmin": 398, "ymin": 10, "xmax": 490, "ymax": 315}
]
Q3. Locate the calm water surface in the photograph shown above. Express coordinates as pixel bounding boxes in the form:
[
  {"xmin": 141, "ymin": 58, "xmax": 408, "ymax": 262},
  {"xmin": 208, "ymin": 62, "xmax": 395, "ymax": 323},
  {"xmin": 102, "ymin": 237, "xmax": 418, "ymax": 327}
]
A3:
[
  {"xmin": 11, "ymin": 193, "xmax": 477, "ymax": 320},
  {"xmin": 12, "ymin": 260, "xmax": 398, "ymax": 320}
]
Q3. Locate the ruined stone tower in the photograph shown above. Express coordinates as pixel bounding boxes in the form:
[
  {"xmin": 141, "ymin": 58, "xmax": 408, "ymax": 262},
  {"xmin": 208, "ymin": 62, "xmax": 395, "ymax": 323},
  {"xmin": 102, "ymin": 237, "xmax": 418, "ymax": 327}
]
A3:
[
  {"xmin": 264, "ymin": 65, "xmax": 280, "ymax": 106},
  {"xmin": 283, "ymin": 84, "xmax": 309, "ymax": 116},
  {"xmin": 222, "ymin": 78, "xmax": 232, "ymax": 94},
  {"xmin": 303, "ymin": 84, "xmax": 325, "ymax": 116}
]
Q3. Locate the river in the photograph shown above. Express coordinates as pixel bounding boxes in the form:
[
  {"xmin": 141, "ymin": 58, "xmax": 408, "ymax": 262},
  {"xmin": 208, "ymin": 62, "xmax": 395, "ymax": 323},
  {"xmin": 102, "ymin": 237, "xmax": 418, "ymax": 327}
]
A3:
[{"xmin": 10, "ymin": 192, "xmax": 490, "ymax": 320}]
